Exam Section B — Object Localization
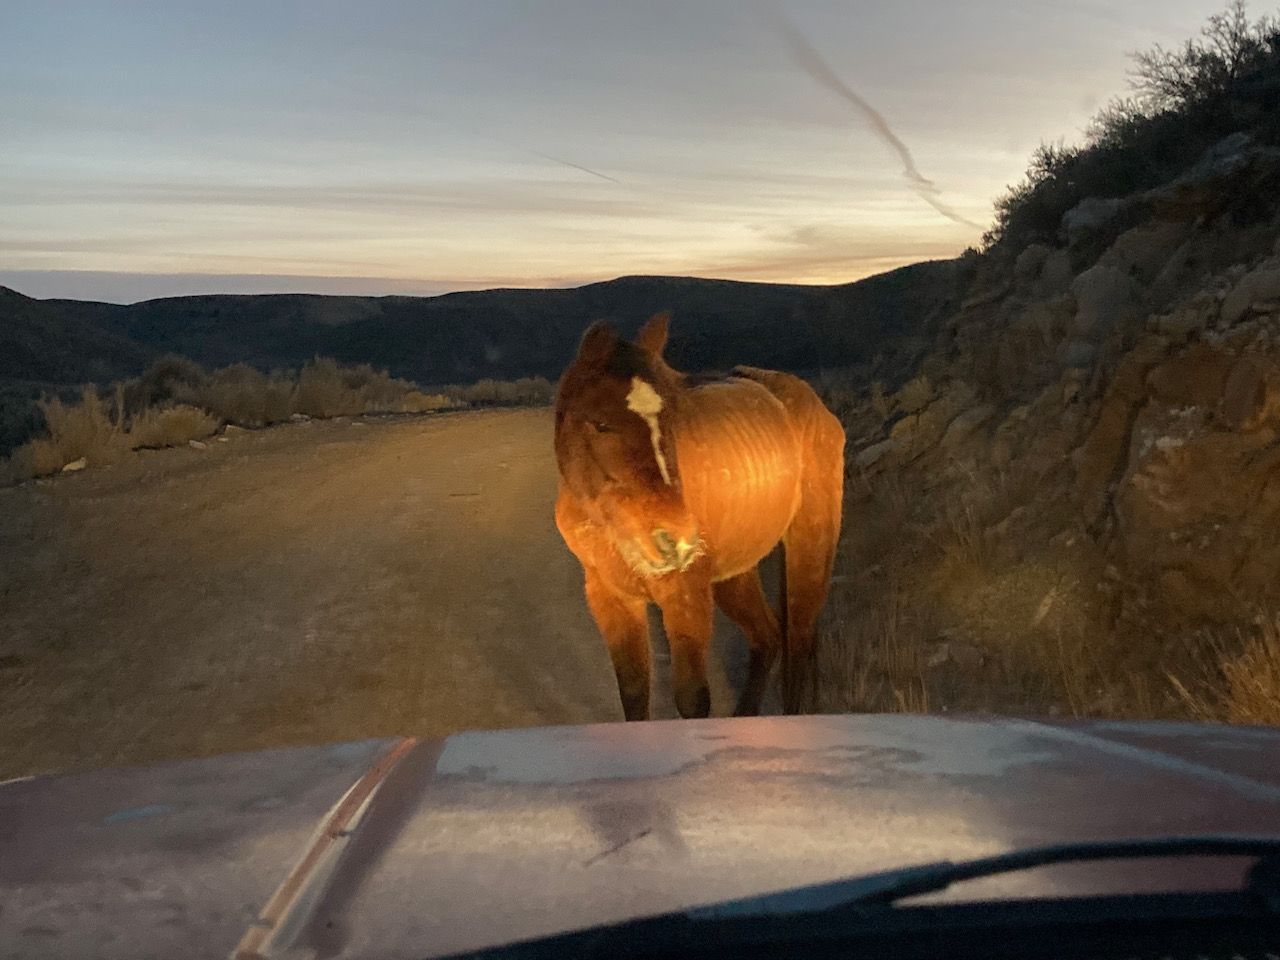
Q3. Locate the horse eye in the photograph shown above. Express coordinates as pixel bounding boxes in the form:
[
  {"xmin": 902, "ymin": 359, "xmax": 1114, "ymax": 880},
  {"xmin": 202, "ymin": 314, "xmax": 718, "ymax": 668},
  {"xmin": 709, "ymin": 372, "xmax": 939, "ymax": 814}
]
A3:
[{"xmin": 590, "ymin": 420, "xmax": 615, "ymax": 434}]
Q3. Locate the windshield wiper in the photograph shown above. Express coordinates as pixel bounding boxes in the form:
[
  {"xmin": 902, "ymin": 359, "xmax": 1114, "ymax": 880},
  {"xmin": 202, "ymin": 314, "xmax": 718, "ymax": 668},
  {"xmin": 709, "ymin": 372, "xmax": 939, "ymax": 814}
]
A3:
[
  {"xmin": 687, "ymin": 834, "xmax": 1280, "ymax": 917},
  {"xmin": 444, "ymin": 835, "xmax": 1280, "ymax": 960}
]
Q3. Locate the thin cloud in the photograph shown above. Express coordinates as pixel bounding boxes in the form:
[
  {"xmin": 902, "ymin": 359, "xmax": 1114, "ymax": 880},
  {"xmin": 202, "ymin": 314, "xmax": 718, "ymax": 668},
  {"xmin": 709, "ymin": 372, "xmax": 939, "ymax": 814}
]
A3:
[
  {"xmin": 759, "ymin": 6, "xmax": 985, "ymax": 231},
  {"xmin": 1, "ymin": 178, "xmax": 653, "ymax": 218},
  {"xmin": 530, "ymin": 151, "xmax": 622, "ymax": 184}
]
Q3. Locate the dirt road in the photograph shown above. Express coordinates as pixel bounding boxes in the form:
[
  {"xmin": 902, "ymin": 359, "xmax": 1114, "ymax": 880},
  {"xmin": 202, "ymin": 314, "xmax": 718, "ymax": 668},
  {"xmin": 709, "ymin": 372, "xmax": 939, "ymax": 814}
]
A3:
[{"xmin": 0, "ymin": 409, "xmax": 763, "ymax": 780}]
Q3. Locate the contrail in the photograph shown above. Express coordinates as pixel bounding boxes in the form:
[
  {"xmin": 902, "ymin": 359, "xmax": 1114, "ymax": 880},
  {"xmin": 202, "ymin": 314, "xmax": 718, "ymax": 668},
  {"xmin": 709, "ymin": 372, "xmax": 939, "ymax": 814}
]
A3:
[
  {"xmin": 760, "ymin": 8, "xmax": 984, "ymax": 230},
  {"xmin": 531, "ymin": 151, "xmax": 622, "ymax": 185}
]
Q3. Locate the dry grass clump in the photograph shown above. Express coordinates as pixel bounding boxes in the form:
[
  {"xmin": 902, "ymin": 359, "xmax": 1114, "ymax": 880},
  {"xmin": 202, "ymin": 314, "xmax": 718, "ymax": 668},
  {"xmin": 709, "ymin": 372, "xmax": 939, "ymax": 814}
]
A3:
[
  {"xmin": 812, "ymin": 591, "xmax": 933, "ymax": 714},
  {"xmin": 294, "ymin": 359, "xmax": 369, "ymax": 417},
  {"xmin": 1169, "ymin": 616, "xmax": 1280, "ymax": 726},
  {"xmin": 177, "ymin": 363, "xmax": 295, "ymax": 426},
  {"xmin": 292, "ymin": 358, "xmax": 454, "ymax": 417},
  {"xmin": 1220, "ymin": 619, "xmax": 1280, "ymax": 725},
  {"xmin": 2, "ymin": 387, "xmax": 129, "ymax": 481},
  {"xmin": 0, "ymin": 354, "xmax": 544, "ymax": 483},
  {"xmin": 442, "ymin": 376, "xmax": 555, "ymax": 407},
  {"xmin": 36, "ymin": 388, "xmax": 131, "ymax": 470},
  {"xmin": 128, "ymin": 404, "xmax": 220, "ymax": 450},
  {"xmin": 0, "ymin": 360, "xmax": 498, "ymax": 484}
]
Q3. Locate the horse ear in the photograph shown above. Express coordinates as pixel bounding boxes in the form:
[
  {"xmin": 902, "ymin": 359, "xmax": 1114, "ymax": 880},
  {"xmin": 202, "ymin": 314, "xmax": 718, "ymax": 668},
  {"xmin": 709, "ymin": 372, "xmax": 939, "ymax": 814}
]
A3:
[
  {"xmin": 635, "ymin": 311, "xmax": 670, "ymax": 356},
  {"xmin": 575, "ymin": 320, "xmax": 617, "ymax": 363}
]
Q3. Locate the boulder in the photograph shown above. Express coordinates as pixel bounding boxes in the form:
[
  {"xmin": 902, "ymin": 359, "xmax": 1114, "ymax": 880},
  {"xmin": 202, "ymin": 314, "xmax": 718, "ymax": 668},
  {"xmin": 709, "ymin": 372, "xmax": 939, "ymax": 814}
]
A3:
[
  {"xmin": 1217, "ymin": 352, "xmax": 1280, "ymax": 430},
  {"xmin": 1059, "ymin": 340, "xmax": 1096, "ymax": 369},
  {"xmin": 1101, "ymin": 221, "xmax": 1192, "ymax": 283},
  {"xmin": 1062, "ymin": 197, "xmax": 1125, "ymax": 245},
  {"xmin": 1220, "ymin": 266, "xmax": 1280, "ymax": 325},
  {"xmin": 854, "ymin": 438, "xmax": 899, "ymax": 470},
  {"xmin": 894, "ymin": 375, "xmax": 933, "ymax": 414},
  {"xmin": 1150, "ymin": 296, "xmax": 1217, "ymax": 340},
  {"xmin": 940, "ymin": 404, "xmax": 996, "ymax": 452},
  {"xmin": 1070, "ymin": 263, "xmax": 1139, "ymax": 338},
  {"xmin": 1115, "ymin": 420, "xmax": 1280, "ymax": 623}
]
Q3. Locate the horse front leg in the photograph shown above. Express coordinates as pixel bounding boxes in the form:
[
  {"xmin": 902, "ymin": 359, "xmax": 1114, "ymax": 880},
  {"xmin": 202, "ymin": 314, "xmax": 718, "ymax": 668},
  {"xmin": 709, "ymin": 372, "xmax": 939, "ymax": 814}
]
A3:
[
  {"xmin": 713, "ymin": 567, "xmax": 780, "ymax": 717},
  {"xmin": 584, "ymin": 571, "xmax": 651, "ymax": 721},
  {"xmin": 653, "ymin": 568, "xmax": 714, "ymax": 719}
]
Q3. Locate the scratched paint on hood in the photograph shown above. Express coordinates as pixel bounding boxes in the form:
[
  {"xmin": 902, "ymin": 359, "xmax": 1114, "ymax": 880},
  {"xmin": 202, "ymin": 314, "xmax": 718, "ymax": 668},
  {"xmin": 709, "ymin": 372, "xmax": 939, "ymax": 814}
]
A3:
[
  {"xmin": 436, "ymin": 714, "xmax": 1059, "ymax": 785},
  {"xmin": 103, "ymin": 803, "xmax": 175, "ymax": 824}
]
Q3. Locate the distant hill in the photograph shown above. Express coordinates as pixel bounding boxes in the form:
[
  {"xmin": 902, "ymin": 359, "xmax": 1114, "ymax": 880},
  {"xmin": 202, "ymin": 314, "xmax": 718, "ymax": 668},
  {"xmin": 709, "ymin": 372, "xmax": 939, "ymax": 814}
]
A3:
[
  {"xmin": 0, "ymin": 285, "xmax": 153, "ymax": 384},
  {"xmin": 8, "ymin": 263, "xmax": 959, "ymax": 387}
]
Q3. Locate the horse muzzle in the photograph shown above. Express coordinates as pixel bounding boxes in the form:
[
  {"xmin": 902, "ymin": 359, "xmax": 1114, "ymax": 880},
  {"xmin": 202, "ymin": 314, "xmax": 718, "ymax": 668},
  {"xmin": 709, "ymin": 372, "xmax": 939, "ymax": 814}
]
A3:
[
  {"xmin": 651, "ymin": 529, "xmax": 699, "ymax": 570},
  {"xmin": 621, "ymin": 527, "xmax": 702, "ymax": 577}
]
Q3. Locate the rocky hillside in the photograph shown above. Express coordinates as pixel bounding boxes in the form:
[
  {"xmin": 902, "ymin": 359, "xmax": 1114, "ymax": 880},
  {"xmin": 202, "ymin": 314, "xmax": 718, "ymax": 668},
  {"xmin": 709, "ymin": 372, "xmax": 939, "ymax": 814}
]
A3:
[{"xmin": 822, "ymin": 133, "xmax": 1280, "ymax": 722}]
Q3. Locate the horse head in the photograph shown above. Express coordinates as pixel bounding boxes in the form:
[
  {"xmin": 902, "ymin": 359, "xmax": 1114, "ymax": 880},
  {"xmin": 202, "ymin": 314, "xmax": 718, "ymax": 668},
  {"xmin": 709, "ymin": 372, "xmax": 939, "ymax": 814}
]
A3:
[{"xmin": 555, "ymin": 312, "xmax": 702, "ymax": 576}]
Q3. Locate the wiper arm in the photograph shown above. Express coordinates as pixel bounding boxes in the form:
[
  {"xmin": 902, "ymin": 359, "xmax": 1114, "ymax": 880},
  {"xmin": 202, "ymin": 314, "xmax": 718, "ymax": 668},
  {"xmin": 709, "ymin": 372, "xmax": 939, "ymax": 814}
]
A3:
[
  {"xmin": 445, "ymin": 835, "xmax": 1280, "ymax": 960},
  {"xmin": 686, "ymin": 834, "xmax": 1280, "ymax": 918}
]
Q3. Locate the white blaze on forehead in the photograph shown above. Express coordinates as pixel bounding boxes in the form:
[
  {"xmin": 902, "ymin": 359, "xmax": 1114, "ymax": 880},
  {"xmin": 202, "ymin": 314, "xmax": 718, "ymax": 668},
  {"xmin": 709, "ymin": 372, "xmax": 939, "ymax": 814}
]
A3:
[{"xmin": 626, "ymin": 376, "xmax": 672, "ymax": 486}]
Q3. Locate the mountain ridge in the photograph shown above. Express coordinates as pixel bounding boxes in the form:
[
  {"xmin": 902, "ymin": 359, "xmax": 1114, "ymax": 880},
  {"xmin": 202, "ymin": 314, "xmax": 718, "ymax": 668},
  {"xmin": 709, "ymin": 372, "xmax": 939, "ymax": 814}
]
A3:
[{"xmin": 2, "ymin": 261, "xmax": 962, "ymax": 387}]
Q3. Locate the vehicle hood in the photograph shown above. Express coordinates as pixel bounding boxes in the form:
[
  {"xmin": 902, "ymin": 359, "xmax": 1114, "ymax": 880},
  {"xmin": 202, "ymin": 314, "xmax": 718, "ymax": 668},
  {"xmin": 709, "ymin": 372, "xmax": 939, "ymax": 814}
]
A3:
[{"xmin": 3, "ymin": 714, "xmax": 1280, "ymax": 958}]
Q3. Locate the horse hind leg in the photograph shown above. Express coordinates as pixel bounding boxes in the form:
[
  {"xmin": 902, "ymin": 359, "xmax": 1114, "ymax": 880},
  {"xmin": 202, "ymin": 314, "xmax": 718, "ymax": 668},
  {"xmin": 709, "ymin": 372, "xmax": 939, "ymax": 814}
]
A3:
[
  {"xmin": 780, "ymin": 418, "xmax": 845, "ymax": 714},
  {"xmin": 713, "ymin": 567, "xmax": 781, "ymax": 716},
  {"xmin": 584, "ymin": 572, "xmax": 652, "ymax": 721}
]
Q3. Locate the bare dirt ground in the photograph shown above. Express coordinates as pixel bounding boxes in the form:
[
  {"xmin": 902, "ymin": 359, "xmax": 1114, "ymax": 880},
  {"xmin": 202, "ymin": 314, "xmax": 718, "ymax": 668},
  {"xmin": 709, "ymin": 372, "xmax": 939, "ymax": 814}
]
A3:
[{"xmin": 0, "ymin": 408, "xmax": 761, "ymax": 780}]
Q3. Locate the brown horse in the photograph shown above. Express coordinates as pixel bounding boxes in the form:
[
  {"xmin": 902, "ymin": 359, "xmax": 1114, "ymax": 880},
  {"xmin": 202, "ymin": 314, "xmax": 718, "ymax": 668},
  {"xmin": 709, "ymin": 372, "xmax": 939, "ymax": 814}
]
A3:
[{"xmin": 554, "ymin": 313, "xmax": 845, "ymax": 719}]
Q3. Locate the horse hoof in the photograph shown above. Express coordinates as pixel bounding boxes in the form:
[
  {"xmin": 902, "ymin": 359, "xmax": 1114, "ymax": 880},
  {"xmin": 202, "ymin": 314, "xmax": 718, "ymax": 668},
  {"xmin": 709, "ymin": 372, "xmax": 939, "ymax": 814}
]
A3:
[{"xmin": 677, "ymin": 684, "xmax": 711, "ymax": 719}]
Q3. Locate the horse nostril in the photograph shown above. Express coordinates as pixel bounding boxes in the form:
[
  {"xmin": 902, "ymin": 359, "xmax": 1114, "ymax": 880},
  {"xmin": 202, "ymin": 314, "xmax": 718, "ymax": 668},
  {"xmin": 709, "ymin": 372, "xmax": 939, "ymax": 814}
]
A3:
[{"xmin": 652, "ymin": 529, "xmax": 678, "ymax": 562}]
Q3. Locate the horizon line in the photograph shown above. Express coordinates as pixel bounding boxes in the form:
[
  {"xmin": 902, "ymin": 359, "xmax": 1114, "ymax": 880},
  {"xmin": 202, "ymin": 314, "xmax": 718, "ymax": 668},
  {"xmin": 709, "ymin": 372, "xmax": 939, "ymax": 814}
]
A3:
[{"xmin": 1, "ymin": 258, "xmax": 952, "ymax": 305}]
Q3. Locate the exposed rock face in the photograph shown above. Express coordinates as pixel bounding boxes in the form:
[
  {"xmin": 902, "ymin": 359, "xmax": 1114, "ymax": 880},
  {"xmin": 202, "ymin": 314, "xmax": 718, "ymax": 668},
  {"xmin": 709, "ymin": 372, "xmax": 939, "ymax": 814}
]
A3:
[
  {"xmin": 841, "ymin": 134, "xmax": 1280, "ymax": 657},
  {"xmin": 1111, "ymin": 322, "xmax": 1280, "ymax": 624}
]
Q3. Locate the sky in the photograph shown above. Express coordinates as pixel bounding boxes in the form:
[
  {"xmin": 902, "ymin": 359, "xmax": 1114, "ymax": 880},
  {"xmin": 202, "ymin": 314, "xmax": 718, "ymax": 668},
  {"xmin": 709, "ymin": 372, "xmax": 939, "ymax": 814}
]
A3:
[{"xmin": 1, "ymin": 0, "xmax": 1231, "ymax": 303}]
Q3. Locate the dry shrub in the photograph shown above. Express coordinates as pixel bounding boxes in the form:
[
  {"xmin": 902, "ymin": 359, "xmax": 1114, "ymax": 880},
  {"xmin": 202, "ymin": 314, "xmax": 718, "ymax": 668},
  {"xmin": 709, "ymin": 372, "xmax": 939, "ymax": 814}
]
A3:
[
  {"xmin": 934, "ymin": 494, "xmax": 994, "ymax": 576},
  {"xmin": 0, "ymin": 387, "xmax": 131, "ymax": 480},
  {"xmin": 38, "ymin": 387, "xmax": 131, "ymax": 469},
  {"xmin": 397, "ymin": 390, "xmax": 457, "ymax": 413},
  {"xmin": 442, "ymin": 377, "xmax": 555, "ymax": 407},
  {"xmin": 292, "ymin": 358, "xmax": 359, "ymax": 418},
  {"xmin": 292, "ymin": 358, "xmax": 437, "ymax": 417},
  {"xmin": 1170, "ymin": 616, "xmax": 1280, "ymax": 726},
  {"xmin": 122, "ymin": 355, "xmax": 207, "ymax": 415},
  {"xmin": 1, "ymin": 443, "xmax": 48, "ymax": 483},
  {"xmin": 1220, "ymin": 618, "xmax": 1280, "ymax": 725},
  {"xmin": 178, "ymin": 363, "xmax": 294, "ymax": 426},
  {"xmin": 128, "ymin": 404, "xmax": 220, "ymax": 449}
]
